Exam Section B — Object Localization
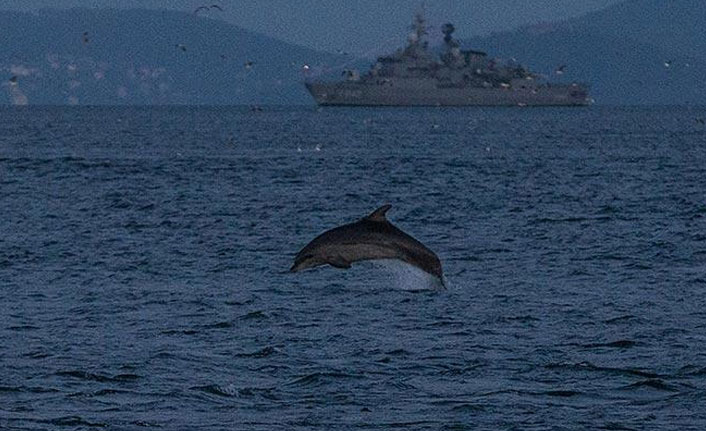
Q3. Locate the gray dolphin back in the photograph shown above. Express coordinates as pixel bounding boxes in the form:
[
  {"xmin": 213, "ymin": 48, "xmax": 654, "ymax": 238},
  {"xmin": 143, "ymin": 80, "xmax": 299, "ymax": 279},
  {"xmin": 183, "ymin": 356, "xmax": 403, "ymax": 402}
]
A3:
[{"xmin": 291, "ymin": 205, "xmax": 443, "ymax": 282}]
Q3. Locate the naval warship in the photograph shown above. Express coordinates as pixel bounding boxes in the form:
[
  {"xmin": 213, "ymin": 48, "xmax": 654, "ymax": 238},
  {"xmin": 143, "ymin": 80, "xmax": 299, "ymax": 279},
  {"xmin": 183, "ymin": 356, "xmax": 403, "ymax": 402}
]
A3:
[{"xmin": 305, "ymin": 13, "xmax": 591, "ymax": 107}]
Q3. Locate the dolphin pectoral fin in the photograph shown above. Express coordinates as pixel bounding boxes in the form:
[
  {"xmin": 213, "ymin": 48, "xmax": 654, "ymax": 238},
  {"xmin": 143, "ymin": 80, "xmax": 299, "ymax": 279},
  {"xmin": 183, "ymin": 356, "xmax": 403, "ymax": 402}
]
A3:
[{"xmin": 328, "ymin": 256, "xmax": 352, "ymax": 269}]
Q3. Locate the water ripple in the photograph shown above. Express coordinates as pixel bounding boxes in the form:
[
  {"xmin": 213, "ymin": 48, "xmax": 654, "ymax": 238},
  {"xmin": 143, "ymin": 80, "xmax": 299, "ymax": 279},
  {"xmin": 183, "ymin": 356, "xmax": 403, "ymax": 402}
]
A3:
[{"xmin": 2, "ymin": 106, "xmax": 706, "ymax": 430}]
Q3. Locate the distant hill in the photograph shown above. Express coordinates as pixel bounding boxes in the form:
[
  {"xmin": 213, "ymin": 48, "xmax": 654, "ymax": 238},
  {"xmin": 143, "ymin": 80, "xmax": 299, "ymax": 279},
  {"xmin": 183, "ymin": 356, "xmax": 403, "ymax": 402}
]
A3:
[
  {"xmin": 575, "ymin": 0, "xmax": 706, "ymax": 61},
  {"xmin": 2, "ymin": 4, "xmax": 703, "ymax": 106},
  {"xmin": 463, "ymin": 0, "xmax": 706, "ymax": 105},
  {"xmin": 0, "ymin": 8, "xmax": 348, "ymax": 105}
]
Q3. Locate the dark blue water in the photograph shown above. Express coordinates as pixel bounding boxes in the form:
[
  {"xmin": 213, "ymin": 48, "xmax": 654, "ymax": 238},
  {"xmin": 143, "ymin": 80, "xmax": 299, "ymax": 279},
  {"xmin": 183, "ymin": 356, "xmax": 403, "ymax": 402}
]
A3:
[{"xmin": 1, "ymin": 106, "xmax": 706, "ymax": 430}]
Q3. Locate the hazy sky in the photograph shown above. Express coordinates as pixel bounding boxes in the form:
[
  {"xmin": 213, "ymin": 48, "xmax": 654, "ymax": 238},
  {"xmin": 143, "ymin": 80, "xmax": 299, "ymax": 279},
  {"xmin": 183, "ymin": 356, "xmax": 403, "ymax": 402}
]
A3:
[{"xmin": 2, "ymin": 0, "xmax": 624, "ymax": 56}]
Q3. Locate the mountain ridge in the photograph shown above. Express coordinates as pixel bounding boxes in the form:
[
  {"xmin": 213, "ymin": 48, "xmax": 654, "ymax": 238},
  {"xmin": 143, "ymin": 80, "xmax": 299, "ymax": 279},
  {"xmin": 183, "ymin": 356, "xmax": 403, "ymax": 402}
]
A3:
[
  {"xmin": 2, "ymin": 4, "xmax": 704, "ymax": 105},
  {"xmin": 0, "ymin": 8, "xmax": 343, "ymax": 105},
  {"xmin": 462, "ymin": 0, "xmax": 706, "ymax": 104}
]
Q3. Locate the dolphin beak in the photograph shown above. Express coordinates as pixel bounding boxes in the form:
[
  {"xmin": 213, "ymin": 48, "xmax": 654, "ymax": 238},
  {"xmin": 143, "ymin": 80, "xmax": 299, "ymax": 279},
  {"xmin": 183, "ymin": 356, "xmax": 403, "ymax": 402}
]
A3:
[{"xmin": 289, "ymin": 263, "xmax": 299, "ymax": 273}]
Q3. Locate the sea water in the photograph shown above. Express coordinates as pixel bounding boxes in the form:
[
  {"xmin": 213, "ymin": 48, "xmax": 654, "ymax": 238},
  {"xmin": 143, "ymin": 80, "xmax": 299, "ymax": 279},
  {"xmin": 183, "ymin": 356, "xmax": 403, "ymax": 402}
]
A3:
[{"xmin": 1, "ymin": 105, "xmax": 706, "ymax": 430}]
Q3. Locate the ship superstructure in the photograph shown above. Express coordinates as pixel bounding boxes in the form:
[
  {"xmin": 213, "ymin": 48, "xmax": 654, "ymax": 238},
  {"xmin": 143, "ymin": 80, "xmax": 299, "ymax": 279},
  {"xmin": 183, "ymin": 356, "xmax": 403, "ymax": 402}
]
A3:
[{"xmin": 305, "ymin": 13, "xmax": 590, "ymax": 106}]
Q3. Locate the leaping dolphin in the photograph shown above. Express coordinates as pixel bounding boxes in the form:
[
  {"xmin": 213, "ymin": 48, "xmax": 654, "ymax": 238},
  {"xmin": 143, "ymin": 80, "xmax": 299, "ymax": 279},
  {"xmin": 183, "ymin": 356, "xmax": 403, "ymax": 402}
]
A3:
[{"xmin": 290, "ymin": 205, "xmax": 444, "ymax": 286}]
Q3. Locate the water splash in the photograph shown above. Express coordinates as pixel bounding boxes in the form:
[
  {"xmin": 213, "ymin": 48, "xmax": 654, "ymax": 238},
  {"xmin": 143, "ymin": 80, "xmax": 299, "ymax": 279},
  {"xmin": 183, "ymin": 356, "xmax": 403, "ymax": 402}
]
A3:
[{"xmin": 372, "ymin": 259, "xmax": 446, "ymax": 291}]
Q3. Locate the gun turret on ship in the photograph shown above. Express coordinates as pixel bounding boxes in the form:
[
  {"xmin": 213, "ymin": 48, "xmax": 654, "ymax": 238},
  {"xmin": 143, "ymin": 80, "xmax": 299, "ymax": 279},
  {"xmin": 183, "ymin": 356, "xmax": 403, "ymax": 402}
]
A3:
[{"xmin": 305, "ymin": 12, "xmax": 591, "ymax": 107}]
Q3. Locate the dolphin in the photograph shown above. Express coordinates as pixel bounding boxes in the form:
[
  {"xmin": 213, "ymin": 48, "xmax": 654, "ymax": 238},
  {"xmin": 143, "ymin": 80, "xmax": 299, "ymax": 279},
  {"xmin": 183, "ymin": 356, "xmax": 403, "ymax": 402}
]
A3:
[{"xmin": 290, "ymin": 204, "xmax": 444, "ymax": 285}]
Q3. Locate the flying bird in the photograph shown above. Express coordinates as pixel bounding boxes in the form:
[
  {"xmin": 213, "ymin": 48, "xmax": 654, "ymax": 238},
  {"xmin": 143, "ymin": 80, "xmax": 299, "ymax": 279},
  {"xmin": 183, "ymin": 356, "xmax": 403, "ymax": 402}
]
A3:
[
  {"xmin": 8, "ymin": 75, "xmax": 18, "ymax": 84},
  {"xmin": 291, "ymin": 205, "xmax": 445, "ymax": 287},
  {"xmin": 244, "ymin": 61, "xmax": 254, "ymax": 69},
  {"xmin": 194, "ymin": 4, "xmax": 223, "ymax": 14},
  {"xmin": 176, "ymin": 44, "xmax": 187, "ymax": 52},
  {"xmin": 664, "ymin": 60, "xmax": 672, "ymax": 68},
  {"xmin": 555, "ymin": 64, "xmax": 567, "ymax": 75},
  {"xmin": 82, "ymin": 31, "xmax": 90, "ymax": 44}
]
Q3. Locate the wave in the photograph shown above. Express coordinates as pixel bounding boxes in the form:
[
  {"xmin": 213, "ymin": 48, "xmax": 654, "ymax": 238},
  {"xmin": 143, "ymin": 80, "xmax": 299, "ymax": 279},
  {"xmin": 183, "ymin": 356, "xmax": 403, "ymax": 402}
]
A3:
[
  {"xmin": 239, "ymin": 310, "xmax": 269, "ymax": 320},
  {"xmin": 621, "ymin": 379, "xmax": 679, "ymax": 392},
  {"xmin": 545, "ymin": 362, "xmax": 661, "ymax": 379},
  {"xmin": 191, "ymin": 384, "xmax": 240, "ymax": 398},
  {"xmin": 450, "ymin": 403, "xmax": 487, "ymax": 412},
  {"xmin": 542, "ymin": 389, "xmax": 583, "ymax": 397},
  {"xmin": 55, "ymin": 370, "xmax": 141, "ymax": 383},
  {"xmin": 191, "ymin": 384, "xmax": 277, "ymax": 400},
  {"xmin": 0, "ymin": 385, "xmax": 59, "ymax": 393},
  {"xmin": 604, "ymin": 315, "xmax": 639, "ymax": 324},
  {"xmin": 203, "ymin": 321, "xmax": 234, "ymax": 329},
  {"xmin": 42, "ymin": 416, "xmax": 107, "ymax": 427},
  {"xmin": 236, "ymin": 346, "xmax": 279, "ymax": 358},
  {"xmin": 580, "ymin": 340, "xmax": 638, "ymax": 349},
  {"xmin": 285, "ymin": 371, "xmax": 362, "ymax": 387}
]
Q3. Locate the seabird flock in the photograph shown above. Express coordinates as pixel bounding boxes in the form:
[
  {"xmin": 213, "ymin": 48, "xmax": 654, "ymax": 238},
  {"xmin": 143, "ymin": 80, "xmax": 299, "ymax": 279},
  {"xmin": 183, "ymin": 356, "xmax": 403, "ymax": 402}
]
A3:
[{"xmin": 2, "ymin": 1, "xmax": 288, "ymax": 105}]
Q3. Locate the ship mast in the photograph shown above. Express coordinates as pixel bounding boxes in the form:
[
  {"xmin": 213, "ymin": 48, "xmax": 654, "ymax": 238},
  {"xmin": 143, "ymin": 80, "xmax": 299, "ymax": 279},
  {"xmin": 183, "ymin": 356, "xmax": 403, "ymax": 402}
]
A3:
[
  {"xmin": 409, "ymin": 7, "xmax": 427, "ymax": 45},
  {"xmin": 405, "ymin": 5, "xmax": 430, "ymax": 59}
]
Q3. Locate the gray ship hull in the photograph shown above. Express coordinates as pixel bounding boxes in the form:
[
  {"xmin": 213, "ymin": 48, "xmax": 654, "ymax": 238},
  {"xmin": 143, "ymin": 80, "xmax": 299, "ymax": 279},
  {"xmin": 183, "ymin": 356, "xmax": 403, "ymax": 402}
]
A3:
[{"xmin": 306, "ymin": 81, "xmax": 590, "ymax": 107}]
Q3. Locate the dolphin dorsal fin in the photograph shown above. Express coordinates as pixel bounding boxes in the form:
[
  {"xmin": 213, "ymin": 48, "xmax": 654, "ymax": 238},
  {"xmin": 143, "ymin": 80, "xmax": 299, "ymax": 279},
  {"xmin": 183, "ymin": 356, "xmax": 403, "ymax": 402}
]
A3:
[{"xmin": 365, "ymin": 204, "xmax": 392, "ymax": 222}]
